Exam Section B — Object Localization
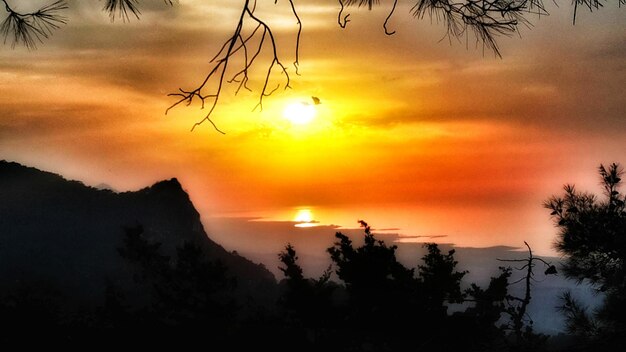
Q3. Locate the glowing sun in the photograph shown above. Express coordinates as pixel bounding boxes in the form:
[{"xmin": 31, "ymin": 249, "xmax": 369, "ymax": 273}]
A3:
[
  {"xmin": 283, "ymin": 102, "xmax": 316, "ymax": 125},
  {"xmin": 294, "ymin": 209, "xmax": 317, "ymax": 227}
]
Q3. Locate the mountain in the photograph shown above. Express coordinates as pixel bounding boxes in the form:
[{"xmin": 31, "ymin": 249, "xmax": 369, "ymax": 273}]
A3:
[{"xmin": 0, "ymin": 160, "xmax": 275, "ymax": 307}]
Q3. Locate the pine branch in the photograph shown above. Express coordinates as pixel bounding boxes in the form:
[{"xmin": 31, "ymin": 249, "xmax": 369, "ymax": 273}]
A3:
[{"xmin": 1, "ymin": 0, "xmax": 68, "ymax": 50}]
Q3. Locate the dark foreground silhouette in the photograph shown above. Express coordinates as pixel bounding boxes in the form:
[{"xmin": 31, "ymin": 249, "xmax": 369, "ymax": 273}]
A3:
[{"xmin": 1, "ymin": 160, "xmax": 624, "ymax": 351}]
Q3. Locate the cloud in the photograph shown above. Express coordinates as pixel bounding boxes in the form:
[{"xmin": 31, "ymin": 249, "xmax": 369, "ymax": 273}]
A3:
[{"xmin": 394, "ymin": 235, "xmax": 448, "ymax": 243}]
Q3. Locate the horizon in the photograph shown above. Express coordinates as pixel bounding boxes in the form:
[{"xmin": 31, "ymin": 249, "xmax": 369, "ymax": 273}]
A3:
[
  {"xmin": 2, "ymin": 157, "xmax": 605, "ymax": 338},
  {"xmin": 0, "ymin": 157, "xmax": 593, "ymax": 277}
]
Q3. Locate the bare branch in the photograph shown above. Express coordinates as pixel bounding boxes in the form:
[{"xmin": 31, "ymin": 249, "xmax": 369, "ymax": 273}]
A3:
[
  {"xmin": 338, "ymin": 0, "xmax": 352, "ymax": 28},
  {"xmin": 288, "ymin": 0, "xmax": 302, "ymax": 74},
  {"xmin": 497, "ymin": 241, "xmax": 555, "ymax": 342},
  {"xmin": 166, "ymin": 0, "xmax": 293, "ymax": 133},
  {"xmin": 383, "ymin": 0, "xmax": 398, "ymax": 35},
  {"xmin": 245, "ymin": 7, "xmax": 292, "ymax": 111}
]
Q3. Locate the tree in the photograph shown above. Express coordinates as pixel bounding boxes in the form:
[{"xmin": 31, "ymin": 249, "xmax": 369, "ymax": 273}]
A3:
[
  {"xmin": 463, "ymin": 266, "xmax": 513, "ymax": 349},
  {"xmin": 418, "ymin": 242, "xmax": 467, "ymax": 311},
  {"xmin": 117, "ymin": 225, "xmax": 237, "ymax": 329},
  {"xmin": 277, "ymin": 243, "xmax": 335, "ymax": 325},
  {"xmin": 273, "ymin": 221, "xmax": 555, "ymax": 350},
  {"xmin": 325, "ymin": 220, "xmax": 471, "ymax": 350},
  {"xmin": 327, "ymin": 220, "xmax": 416, "ymax": 295},
  {"xmin": 1, "ymin": 1, "xmax": 623, "ymax": 132},
  {"xmin": 545, "ymin": 163, "xmax": 626, "ymax": 347},
  {"xmin": 497, "ymin": 242, "xmax": 553, "ymax": 350},
  {"xmin": 277, "ymin": 244, "xmax": 338, "ymax": 348}
]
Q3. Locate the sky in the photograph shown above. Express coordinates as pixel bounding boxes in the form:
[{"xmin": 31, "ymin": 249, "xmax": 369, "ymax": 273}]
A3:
[{"xmin": 1, "ymin": 0, "xmax": 625, "ymax": 262}]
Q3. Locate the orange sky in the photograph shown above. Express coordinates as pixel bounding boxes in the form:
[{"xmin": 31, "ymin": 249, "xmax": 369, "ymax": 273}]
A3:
[{"xmin": 1, "ymin": 0, "xmax": 625, "ymax": 258}]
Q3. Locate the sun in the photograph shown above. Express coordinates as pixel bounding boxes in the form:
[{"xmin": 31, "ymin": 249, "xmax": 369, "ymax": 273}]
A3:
[
  {"xmin": 293, "ymin": 208, "xmax": 317, "ymax": 227},
  {"xmin": 294, "ymin": 209, "xmax": 313, "ymax": 222},
  {"xmin": 283, "ymin": 102, "xmax": 316, "ymax": 125}
]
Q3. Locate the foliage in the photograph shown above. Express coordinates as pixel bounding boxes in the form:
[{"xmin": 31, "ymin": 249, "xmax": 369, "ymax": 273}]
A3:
[
  {"xmin": 111, "ymin": 223, "xmax": 547, "ymax": 350},
  {"xmin": 278, "ymin": 243, "xmax": 335, "ymax": 323},
  {"xmin": 545, "ymin": 163, "xmax": 626, "ymax": 293},
  {"xmin": 320, "ymin": 220, "xmax": 516, "ymax": 350},
  {"xmin": 0, "ymin": 217, "xmax": 553, "ymax": 350},
  {"xmin": 117, "ymin": 225, "xmax": 237, "ymax": 327},
  {"xmin": 277, "ymin": 244, "xmax": 339, "ymax": 348},
  {"xmin": 557, "ymin": 290, "xmax": 600, "ymax": 339},
  {"xmin": 545, "ymin": 163, "xmax": 626, "ymax": 346},
  {"xmin": 418, "ymin": 242, "xmax": 467, "ymax": 307},
  {"xmin": 0, "ymin": 0, "xmax": 67, "ymax": 50},
  {"xmin": 327, "ymin": 221, "xmax": 416, "ymax": 296},
  {"xmin": 465, "ymin": 266, "xmax": 512, "ymax": 327}
]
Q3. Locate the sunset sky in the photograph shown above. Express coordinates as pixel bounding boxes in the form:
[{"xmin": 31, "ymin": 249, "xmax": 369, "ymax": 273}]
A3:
[{"xmin": 1, "ymin": 0, "xmax": 624, "ymax": 263}]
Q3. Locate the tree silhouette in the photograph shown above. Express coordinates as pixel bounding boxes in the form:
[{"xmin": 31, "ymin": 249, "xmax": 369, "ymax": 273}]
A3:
[
  {"xmin": 1, "ymin": 0, "xmax": 622, "ymax": 132},
  {"xmin": 327, "ymin": 221, "xmax": 416, "ymax": 296},
  {"xmin": 418, "ymin": 242, "xmax": 467, "ymax": 310},
  {"xmin": 323, "ymin": 220, "xmax": 478, "ymax": 350},
  {"xmin": 463, "ymin": 266, "xmax": 513, "ymax": 349},
  {"xmin": 497, "ymin": 242, "xmax": 553, "ymax": 350},
  {"xmin": 117, "ymin": 225, "xmax": 237, "ymax": 329},
  {"xmin": 273, "ymin": 220, "xmax": 557, "ymax": 350},
  {"xmin": 277, "ymin": 243, "xmax": 339, "ymax": 348},
  {"xmin": 545, "ymin": 162, "xmax": 626, "ymax": 348},
  {"xmin": 278, "ymin": 243, "xmax": 335, "ymax": 322},
  {"xmin": 0, "ymin": 282, "xmax": 68, "ymax": 343}
]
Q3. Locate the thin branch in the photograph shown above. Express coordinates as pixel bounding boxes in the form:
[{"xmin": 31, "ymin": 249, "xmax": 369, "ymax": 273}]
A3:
[
  {"xmin": 338, "ymin": 0, "xmax": 351, "ymax": 28},
  {"xmin": 166, "ymin": 2, "xmax": 247, "ymax": 133},
  {"xmin": 509, "ymin": 275, "xmax": 528, "ymax": 285},
  {"xmin": 383, "ymin": 0, "xmax": 398, "ymax": 35},
  {"xmin": 247, "ymin": 5, "xmax": 291, "ymax": 111},
  {"xmin": 288, "ymin": 0, "xmax": 302, "ymax": 74},
  {"xmin": 167, "ymin": 0, "xmax": 293, "ymax": 133},
  {"xmin": 192, "ymin": 113, "xmax": 226, "ymax": 134},
  {"xmin": 497, "ymin": 241, "xmax": 554, "ymax": 342}
]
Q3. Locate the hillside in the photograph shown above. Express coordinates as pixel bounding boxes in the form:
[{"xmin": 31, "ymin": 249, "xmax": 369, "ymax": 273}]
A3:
[{"xmin": 0, "ymin": 160, "xmax": 275, "ymax": 307}]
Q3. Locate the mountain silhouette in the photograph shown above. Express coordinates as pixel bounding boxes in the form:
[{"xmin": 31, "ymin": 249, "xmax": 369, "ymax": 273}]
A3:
[{"xmin": 0, "ymin": 160, "xmax": 275, "ymax": 308}]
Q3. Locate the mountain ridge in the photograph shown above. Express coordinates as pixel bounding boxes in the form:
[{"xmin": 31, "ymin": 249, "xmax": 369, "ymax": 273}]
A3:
[{"xmin": 0, "ymin": 160, "xmax": 275, "ymax": 307}]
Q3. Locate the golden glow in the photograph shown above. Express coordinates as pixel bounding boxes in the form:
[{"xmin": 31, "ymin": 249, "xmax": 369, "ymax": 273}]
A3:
[
  {"xmin": 294, "ymin": 209, "xmax": 312, "ymax": 222},
  {"xmin": 283, "ymin": 102, "xmax": 316, "ymax": 125},
  {"xmin": 294, "ymin": 208, "xmax": 317, "ymax": 227}
]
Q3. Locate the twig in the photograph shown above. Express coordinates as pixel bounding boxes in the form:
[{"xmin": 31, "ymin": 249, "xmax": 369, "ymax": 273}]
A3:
[
  {"xmin": 383, "ymin": 0, "xmax": 398, "ymax": 35},
  {"xmin": 338, "ymin": 0, "xmax": 351, "ymax": 28},
  {"xmin": 497, "ymin": 241, "xmax": 554, "ymax": 342},
  {"xmin": 166, "ymin": 0, "xmax": 293, "ymax": 133},
  {"xmin": 288, "ymin": 0, "xmax": 302, "ymax": 74}
]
